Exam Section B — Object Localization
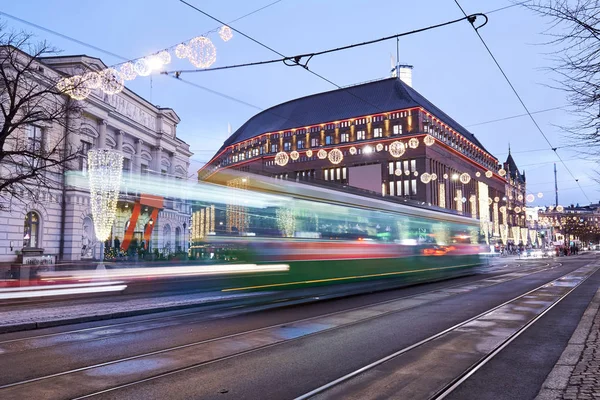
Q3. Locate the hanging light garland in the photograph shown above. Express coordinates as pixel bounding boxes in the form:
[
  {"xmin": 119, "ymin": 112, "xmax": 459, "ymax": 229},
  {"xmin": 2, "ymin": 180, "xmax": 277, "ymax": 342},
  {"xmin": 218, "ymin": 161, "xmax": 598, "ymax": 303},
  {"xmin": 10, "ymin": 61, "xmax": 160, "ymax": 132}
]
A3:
[
  {"xmin": 120, "ymin": 62, "xmax": 137, "ymax": 80},
  {"xmin": 328, "ymin": 148, "xmax": 344, "ymax": 164},
  {"xmin": 187, "ymin": 36, "xmax": 217, "ymax": 69},
  {"xmin": 274, "ymin": 151, "xmax": 289, "ymax": 166},
  {"xmin": 424, "ymin": 135, "xmax": 435, "ymax": 146},
  {"xmin": 175, "ymin": 43, "xmax": 189, "ymax": 59},
  {"xmin": 290, "ymin": 151, "xmax": 299, "ymax": 161},
  {"xmin": 317, "ymin": 149, "xmax": 328, "ymax": 159},
  {"xmin": 88, "ymin": 149, "xmax": 124, "ymax": 242},
  {"xmin": 408, "ymin": 138, "xmax": 419, "ymax": 149},
  {"xmin": 219, "ymin": 25, "xmax": 233, "ymax": 42},
  {"xmin": 389, "ymin": 141, "xmax": 406, "ymax": 158}
]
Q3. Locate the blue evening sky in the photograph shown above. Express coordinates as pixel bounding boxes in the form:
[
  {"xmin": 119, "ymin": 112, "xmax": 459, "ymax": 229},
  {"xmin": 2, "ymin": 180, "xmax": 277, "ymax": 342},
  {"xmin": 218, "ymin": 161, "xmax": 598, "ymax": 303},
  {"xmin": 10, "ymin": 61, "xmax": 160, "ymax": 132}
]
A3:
[{"xmin": 1, "ymin": 0, "xmax": 596, "ymax": 206}]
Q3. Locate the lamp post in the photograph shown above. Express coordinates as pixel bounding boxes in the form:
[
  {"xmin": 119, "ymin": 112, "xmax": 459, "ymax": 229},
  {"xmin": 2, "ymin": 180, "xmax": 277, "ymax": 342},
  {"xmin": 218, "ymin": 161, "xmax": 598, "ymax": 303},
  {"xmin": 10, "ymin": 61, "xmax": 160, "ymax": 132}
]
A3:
[{"xmin": 88, "ymin": 148, "xmax": 124, "ymax": 267}]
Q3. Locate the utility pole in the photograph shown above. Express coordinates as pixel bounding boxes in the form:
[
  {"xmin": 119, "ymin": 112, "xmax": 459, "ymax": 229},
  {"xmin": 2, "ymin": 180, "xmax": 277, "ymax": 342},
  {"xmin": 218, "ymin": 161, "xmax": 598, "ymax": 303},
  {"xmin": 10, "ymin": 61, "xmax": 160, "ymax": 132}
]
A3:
[{"xmin": 554, "ymin": 163, "xmax": 558, "ymax": 207}]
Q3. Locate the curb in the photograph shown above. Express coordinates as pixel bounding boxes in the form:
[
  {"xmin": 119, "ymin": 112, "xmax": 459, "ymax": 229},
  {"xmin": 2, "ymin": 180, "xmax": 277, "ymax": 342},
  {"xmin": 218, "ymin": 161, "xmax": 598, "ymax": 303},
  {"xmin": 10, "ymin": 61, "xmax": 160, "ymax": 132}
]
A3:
[{"xmin": 535, "ymin": 287, "xmax": 600, "ymax": 400}]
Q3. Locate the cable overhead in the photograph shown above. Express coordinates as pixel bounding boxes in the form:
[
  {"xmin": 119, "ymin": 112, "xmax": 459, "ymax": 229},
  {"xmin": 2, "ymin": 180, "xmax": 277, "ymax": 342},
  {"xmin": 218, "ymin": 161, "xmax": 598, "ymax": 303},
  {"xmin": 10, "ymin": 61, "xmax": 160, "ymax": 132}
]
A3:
[
  {"xmin": 453, "ymin": 0, "xmax": 591, "ymax": 203},
  {"xmin": 466, "ymin": 105, "xmax": 566, "ymax": 127}
]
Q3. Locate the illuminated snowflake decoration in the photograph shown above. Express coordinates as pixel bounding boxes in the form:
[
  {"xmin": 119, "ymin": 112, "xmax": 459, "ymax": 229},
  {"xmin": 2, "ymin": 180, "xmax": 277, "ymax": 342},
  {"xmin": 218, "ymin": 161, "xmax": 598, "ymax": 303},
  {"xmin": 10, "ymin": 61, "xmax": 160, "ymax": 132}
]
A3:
[
  {"xmin": 459, "ymin": 173, "xmax": 471, "ymax": 184},
  {"xmin": 408, "ymin": 138, "xmax": 419, "ymax": 149},
  {"xmin": 219, "ymin": 25, "xmax": 233, "ymax": 42},
  {"xmin": 317, "ymin": 149, "xmax": 328, "ymax": 159},
  {"xmin": 485, "ymin": 171, "xmax": 493, "ymax": 178},
  {"xmin": 187, "ymin": 36, "xmax": 217, "ymax": 69},
  {"xmin": 274, "ymin": 151, "xmax": 289, "ymax": 166},
  {"xmin": 388, "ymin": 141, "xmax": 406, "ymax": 158},
  {"xmin": 305, "ymin": 149, "xmax": 313, "ymax": 157},
  {"xmin": 420, "ymin": 173, "xmax": 431, "ymax": 183},
  {"xmin": 349, "ymin": 146, "xmax": 357, "ymax": 155},
  {"xmin": 424, "ymin": 135, "xmax": 435, "ymax": 146},
  {"xmin": 290, "ymin": 151, "xmax": 299, "ymax": 161},
  {"xmin": 498, "ymin": 168, "xmax": 507, "ymax": 177},
  {"xmin": 328, "ymin": 148, "xmax": 343, "ymax": 164},
  {"xmin": 376, "ymin": 143, "xmax": 384, "ymax": 152}
]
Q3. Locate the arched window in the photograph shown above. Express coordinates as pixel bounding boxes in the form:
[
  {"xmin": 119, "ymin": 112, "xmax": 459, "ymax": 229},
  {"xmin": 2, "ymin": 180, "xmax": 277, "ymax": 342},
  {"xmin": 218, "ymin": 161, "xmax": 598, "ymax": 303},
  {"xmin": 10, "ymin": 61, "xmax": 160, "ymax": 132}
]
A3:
[
  {"xmin": 175, "ymin": 227, "xmax": 181, "ymax": 251},
  {"xmin": 23, "ymin": 211, "xmax": 40, "ymax": 248}
]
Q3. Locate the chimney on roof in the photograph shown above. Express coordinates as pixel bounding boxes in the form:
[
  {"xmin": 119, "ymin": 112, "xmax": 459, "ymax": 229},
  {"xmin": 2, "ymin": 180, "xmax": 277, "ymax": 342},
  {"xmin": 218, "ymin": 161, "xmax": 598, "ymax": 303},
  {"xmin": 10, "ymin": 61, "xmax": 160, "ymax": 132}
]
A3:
[{"xmin": 391, "ymin": 63, "xmax": 413, "ymax": 87}]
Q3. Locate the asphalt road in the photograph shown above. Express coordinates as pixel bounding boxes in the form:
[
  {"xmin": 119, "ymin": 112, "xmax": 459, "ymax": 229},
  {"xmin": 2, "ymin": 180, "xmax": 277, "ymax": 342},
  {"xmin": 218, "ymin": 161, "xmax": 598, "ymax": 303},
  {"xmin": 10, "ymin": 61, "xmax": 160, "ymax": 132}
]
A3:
[{"xmin": 0, "ymin": 256, "xmax": 596, "ymax": 400}]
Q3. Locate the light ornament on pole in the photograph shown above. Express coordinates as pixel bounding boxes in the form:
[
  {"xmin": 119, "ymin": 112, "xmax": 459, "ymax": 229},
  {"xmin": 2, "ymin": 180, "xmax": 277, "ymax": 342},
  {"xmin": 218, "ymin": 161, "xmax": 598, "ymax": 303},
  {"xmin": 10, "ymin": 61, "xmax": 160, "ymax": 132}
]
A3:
[
  {"xmin": 420, "ymin": 173, "xmax": 431, "ymax": 184},
  {"xmin": 290, "ymin": 151, "xmax": 299, "ymax": 161},
  {"xmin": 134, "ymin": 58, "xmax": 152, "ymax": 77},
  {"xmin": 526, "ymin": 194, "xmax": 535, "ymax": 203},
  {"xmin": 219, "ymin": 25, "xmax": 233, "ymax": 42},
  {"xmin": 274, "ymin": 152, "xmax": 289, "ymax": 166},
  {"xmin": 485, "ymin": 171, "xmax": 493, "ymax": 178},
  {"xmin": 100, "ymin": 68, "xmax": 124, "ymax": 95},
  {"xmin": 317, "ymin": 149, "xmax": 328, "ymax": 159},
  {"xmin": 424, "ymin": 135, "xmax": 435, "ymax": 146},
  {"xmin": 187, "ymin": 36, "xmax": 217, "ymax": 69},
  {"xmin": 175, "ymin": 43, "xmax": 189, "ymax": 59},
  {"xmin": 349, "ymin": 146, "xmax": 357, "ymax": 155},
  {"xmin": 376, "ymin": 143, "xmax": 384, "ymax": 152},
  {"xmin": 498, "ymin": 168, "xmax": 507, "ymax": 177},
  {"xmin": 408, "ymin": 138, "xmax": 419, "ymax": 149},
  {"xmin": 459, "ymin": 172, "xmax": 471, "ymax": 184},
  {"xmin": 88, "ymin": 149, "xmax": 124, "ymax": 242},
  {"xmin": 120, "ymin": 62, "xmax": 137, "ymax": 81},
  {"xmin": 388, "ymin": 141, "xmax": 406, "ymax": 158},
  {"xmin": 328, "ymin": 148, "xmax": 343, "ymax": 164},
  {"xmin": 83, "ymin": 71, "xmax": 101, "ymax": 89},
  {"xmin": 305, "ymin": 149, "xmax": 313, "ymax": 157}
]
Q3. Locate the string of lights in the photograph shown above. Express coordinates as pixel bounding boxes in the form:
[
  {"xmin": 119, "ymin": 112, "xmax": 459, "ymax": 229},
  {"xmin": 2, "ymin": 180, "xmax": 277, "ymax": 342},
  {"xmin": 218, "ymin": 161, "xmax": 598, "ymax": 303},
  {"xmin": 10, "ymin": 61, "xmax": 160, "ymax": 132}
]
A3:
[{"xmin": 453, "ymin": 0, "xmax": 591, "ymax": 203}]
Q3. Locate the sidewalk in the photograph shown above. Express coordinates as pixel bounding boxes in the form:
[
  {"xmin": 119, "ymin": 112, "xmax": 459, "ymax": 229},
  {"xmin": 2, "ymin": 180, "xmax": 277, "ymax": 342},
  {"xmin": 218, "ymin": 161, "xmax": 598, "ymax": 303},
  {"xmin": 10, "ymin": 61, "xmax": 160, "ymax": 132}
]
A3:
[{"xmin": 536, "ymin": 288, "xmax": 600, "ymax": 399}]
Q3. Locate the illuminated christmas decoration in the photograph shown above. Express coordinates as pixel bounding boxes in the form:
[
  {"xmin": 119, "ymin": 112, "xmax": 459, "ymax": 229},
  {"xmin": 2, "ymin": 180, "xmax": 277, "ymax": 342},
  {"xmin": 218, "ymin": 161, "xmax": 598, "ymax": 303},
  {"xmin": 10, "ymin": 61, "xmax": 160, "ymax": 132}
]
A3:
[
  {"xmin": 276, "ymin": 208, "xmax": 295, "ymax": 238},
  {"xmin": 404, "ymin": 170, "xmax": 410, "ymax": 176},
  {"xmin": 443, "ymin": 173, "xmax": 448, "ymax": 179},
  {"xmin": 475, "ymin": 171, "xmax": 481, "ymax": 178},
  {"xmin": 514, "ymin": 206, "xmax": 521, "ymax": 213},
  {"xmin": 408, "ymin": 138, "xmax": 419, "ymax": 149},
  {"xmin": 328, "ymin": 148, "xmax": 343, "ymax": 164},
  {"xmin": 537, "ymin": 192, "xmax": 543, "ymax": 198},
  {"xmin": 500, "ymin": 224, "xmax": 508, "ymax": 244},
  {"xmin": 83, "ymin": 71, "xmax": 101, "ymax": 89},
  {"xmin": 388, "ymin": 141, "xmax": 405, "ymax": 158},
  {"xmin": 88, "ymin": 149, "xmax": 124, "ymax": 242},
  {"xmin": 494, "ymin": 197, "xmax": 500, "ymax": 202},
  {"xmin": 175, "ymin": 43, "xmax": 189, "ymax": 59},
  {"xmin": 470, "ymin": 195, "xmax": 477, "ymax": 219},
  {"xmin": 317, "ymin": 149, "xmax": 328, "ymax": 159},
  {"xmin": 363, "ymin": 145, "xmax": 374, "ymax": 154},
  {"xmin": 219, "ymin": 25, "xmax": 233, "ymax": 42},
  {"xmin": 157, "ymin": 50, "xmax": 171, "ymax": 65},
  {"xmin": 493, "ymin": 202, "xmax": 499, "ymax": 236},
  {"xmin": 459, "ymin": 172, "xmax": 471, "ymax": 184},
  {"xmin": 306, "ymin": 149, "xmax": 313, "ymax": 157},
  {"xmin": 424, "ymin": 135, "xmax": 435, "ymax": 146},
  {"xmin": 526, "ymin": 194, "xmax": 535, "ymax": 203},
  {"xmin": 456, "ymin": 189, "xmax": 463, "ymax": 214},
  {"xmin": 100, "ymin": 68, "xmax": 124, "ymax": 95},
  {"xmin": 146, "ymin": 54, "xmax": 164, "ymax": 71},
  {"xmin": 187, "ymin": 36, "xmax": 217, "ymax": 69},
  {"xmin": 120, "ymin": 62, "xmax": 137, "ymax": 81},
  {"xmin": 512, "ymin": 226, "xmax": 521, "ymax": 243},
  {"xmin": 488, "ymin": 197, "xmax": 493, "ymax": 206},
  {"xmin": 56, "ymin": 77, "xmax": 70, "ymax": 94},
  {"xmin": 529, "ymin": 230, "xmax": 537, "ymax": 245},
  {"xmin": 420, "ymin": 173, "xmax": 431, "ymax": 184},
  {"xmin": 413, "ymin": 171, "xmax": 419, "ymax": 177},
  {"xmin": 349, "ymin": 146, "xmax": 357, "ymax": 155},
  {"xmin": 521, "ymin": 227, "xmax": 529, "ymax": 245},
  {"xmin": 395, "ymin": 169, "xmax": 402, "ymax": 176},
  {"xmin": 134, "ymin": 58, "xmax": 152, "ymax": 76},
  {"xmin": 439, "ymin": 183, "xmax": 446, "ymax": 208},
  {"xmin": 274, "ymin": 151, "xmax": 289, "ymax": 166},
  {"xmin": 67, "ymin": 75, "xmax": 91, "ymax": 100},
  {"xmin": 430, "ymin": 173, "xmax": 437, "ymax": 181},
  {"xmin": 485, "ymin": 171, "xmax": 493, "ymax": 178},
  {"xmin": 498, "ymin": 168, "xmax": 506, "ymax": 177},
  {"xmin": 290, "ymin": 151, "xmax": 299, "ymax": 160},
  {"xmin": 376, "ymin": 143, "xmax": 384, "ymax": 152},
  {"xmin": 451, "ymin": 173, "xmax": 459, "ymax": 181},
  {"xmin": 557, "ymin": 205, "xmax": 564, "ymax": 212},
  {"xmin": 499, "ymin": 206, "xmax": 507, "ymax": 224},
  {"xmin": 517, "ymin": 194, "xmax": 524, "ymax": 201}
]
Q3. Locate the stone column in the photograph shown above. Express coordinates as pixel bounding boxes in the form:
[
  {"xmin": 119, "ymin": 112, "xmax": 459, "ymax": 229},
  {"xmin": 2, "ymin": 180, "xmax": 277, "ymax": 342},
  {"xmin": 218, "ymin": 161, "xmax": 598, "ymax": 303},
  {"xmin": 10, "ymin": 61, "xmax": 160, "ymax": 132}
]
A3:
[
  {"xmin": 116, "ymin": 130, "xmax": 124, "ymax": 152},
  {"xmin": 134, "ymin": 139, "xmax": 142, "ymax": 173},
  {"xmin": 98, "ymin": 120, "xmax": 107, "ymax": 149},
  {"xmin": 153, "ymin": 146, "xmax": 162, "ymax": 173}
]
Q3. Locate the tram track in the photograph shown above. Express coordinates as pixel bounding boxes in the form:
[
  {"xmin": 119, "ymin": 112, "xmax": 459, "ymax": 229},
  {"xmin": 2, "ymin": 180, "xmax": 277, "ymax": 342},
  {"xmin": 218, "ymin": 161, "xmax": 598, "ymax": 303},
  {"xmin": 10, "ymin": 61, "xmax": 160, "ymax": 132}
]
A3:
[
  {"xmin": 0, "ymin": 260, "xmax": 566, "ymax": 399},
  {"xmin": 294, "ymin": 262, "xmax": 599, "ymax": 400}
]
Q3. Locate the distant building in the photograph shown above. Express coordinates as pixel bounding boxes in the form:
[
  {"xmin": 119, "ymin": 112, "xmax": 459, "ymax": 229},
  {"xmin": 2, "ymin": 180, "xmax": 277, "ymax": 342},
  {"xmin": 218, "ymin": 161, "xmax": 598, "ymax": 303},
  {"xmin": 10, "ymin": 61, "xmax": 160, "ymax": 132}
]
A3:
[
  {"xmin": 0, "ymin": 52, "xmax": 193, "ymax": 264},
  {"xmin": 538, "ymin": 203, "xmax": 600, "ymax": 245},
  {"xmin": 200, "ymin": 74, "xmax": 509, "ymax": 241},
  {"xmin": 503, "ymin": 147, "xmax": 527, "ymax": 229}
]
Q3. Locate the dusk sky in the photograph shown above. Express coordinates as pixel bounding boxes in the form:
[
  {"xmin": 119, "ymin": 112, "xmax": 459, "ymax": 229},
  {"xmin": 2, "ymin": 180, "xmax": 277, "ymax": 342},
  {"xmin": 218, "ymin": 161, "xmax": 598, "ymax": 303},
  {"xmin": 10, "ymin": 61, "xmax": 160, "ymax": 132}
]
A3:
[{"xmin": 1, "ymin": 0, "xmax": 596, "ymax": 206}]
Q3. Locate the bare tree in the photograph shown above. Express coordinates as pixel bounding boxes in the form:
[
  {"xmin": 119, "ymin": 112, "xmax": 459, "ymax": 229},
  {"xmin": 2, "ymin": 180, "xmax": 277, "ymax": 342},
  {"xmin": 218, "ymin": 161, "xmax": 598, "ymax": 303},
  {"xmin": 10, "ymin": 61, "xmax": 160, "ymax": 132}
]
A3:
[
  {"xmin": 0, "ymin": 26, "xmax": 83, "ymax": 210},
  {"xmin": 522, "ymin": 1, "xmax": 600, "ymax": 150}
]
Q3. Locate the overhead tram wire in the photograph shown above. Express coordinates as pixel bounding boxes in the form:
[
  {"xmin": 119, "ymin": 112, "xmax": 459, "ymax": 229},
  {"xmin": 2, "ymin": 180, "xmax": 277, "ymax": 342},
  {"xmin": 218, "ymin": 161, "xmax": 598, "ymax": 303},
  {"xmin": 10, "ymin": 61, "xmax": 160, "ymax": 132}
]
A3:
[
  {"xmin": 465, "ymin": 105, "xmax": 566, "ymax": 127},
  {"xmin": 453, "ymin": 0, "xmax": 591, "ymax": 203}
]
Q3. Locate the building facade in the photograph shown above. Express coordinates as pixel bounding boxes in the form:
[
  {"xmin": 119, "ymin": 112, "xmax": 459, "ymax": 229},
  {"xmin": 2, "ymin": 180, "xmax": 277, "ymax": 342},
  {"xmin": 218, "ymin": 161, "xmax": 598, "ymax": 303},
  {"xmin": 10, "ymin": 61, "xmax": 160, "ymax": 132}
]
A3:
[
  {"xmin": 0, "ymin": 53, "xmax": 193, "ymax": 264},
  {"xmin": 200, "ymin": 75, "xmax": 509, "ymax": 242}
]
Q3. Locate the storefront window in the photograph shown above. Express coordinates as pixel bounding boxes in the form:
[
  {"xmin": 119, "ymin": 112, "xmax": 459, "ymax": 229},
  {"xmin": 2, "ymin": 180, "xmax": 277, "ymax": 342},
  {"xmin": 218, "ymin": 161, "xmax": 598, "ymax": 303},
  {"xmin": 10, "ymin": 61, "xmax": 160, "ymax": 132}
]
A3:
[{"xmin": 23, "ymin": 211, "xmax": 40, "ymax": 248}]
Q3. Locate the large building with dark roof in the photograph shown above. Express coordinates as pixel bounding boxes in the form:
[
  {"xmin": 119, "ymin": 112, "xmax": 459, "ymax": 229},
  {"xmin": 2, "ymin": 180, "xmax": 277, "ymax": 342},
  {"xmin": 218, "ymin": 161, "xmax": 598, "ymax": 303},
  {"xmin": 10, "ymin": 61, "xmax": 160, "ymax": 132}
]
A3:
[{"xmin": 199, "ymin": 74, "xmax": 512, "ymax": 238}]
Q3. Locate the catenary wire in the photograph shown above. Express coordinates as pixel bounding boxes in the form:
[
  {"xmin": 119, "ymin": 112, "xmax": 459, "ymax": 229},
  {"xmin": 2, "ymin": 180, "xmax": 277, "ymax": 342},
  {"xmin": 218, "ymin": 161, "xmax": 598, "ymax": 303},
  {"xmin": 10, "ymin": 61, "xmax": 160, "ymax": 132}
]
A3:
[
  {"xmin": 466, "ymin": 105, "xmax": 566, "ymax": 127},
  {"xmin": 453, "ymin": 0, "xmax": 591, "ymax": 203}
]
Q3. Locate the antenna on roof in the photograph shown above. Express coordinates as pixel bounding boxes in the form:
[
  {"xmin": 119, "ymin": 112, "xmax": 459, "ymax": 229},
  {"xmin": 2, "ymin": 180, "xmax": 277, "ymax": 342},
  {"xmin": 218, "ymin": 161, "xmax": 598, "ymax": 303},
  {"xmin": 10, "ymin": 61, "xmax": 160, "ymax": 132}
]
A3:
[{"xmin": 390, "ymin": 37, "xmax": 413, "ymax": 87}]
